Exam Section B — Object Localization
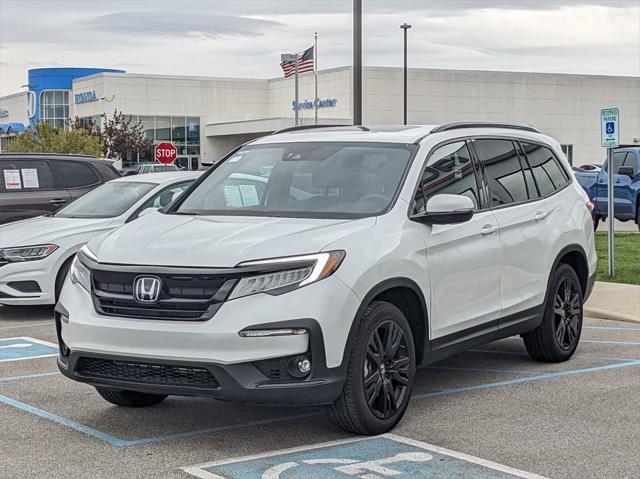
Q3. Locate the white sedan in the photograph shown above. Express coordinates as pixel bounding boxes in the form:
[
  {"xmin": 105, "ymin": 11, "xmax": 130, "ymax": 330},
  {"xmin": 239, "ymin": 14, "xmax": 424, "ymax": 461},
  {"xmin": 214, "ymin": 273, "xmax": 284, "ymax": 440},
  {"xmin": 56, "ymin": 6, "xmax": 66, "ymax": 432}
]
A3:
[{"xmin": 0, "ymin": 171, "xmax": 201, "ymax": 306}]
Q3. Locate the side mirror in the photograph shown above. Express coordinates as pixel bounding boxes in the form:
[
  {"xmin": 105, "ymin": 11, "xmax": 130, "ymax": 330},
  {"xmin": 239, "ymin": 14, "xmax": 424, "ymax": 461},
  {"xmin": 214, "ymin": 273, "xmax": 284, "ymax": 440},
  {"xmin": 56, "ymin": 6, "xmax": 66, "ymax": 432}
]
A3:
[
  {"xmin": 618, "ymin": 166, "xmax": 635, "ymax": 178},
  {"xmin": 411, "ymin": 194, "xmax": 475, "ymax": 225},
  {"xmin": 138, "ymin": 207, "xmax": 158, "ymax": 218}
]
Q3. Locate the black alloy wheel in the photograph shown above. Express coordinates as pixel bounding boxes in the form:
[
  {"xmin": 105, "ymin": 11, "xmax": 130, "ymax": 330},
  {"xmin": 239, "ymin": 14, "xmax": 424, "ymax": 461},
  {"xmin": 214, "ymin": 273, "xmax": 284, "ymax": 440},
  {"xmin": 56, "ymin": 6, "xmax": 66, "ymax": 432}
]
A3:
[
  {"xmin": 553, "ymin": 278, "xmax": 582, "ymax": 350},
  {"xmin": 363, "ymin": 320, "xmax": 411, "ymax": 419},
  {"xmin": 523, "ymin": 263, "xmax": 583, "ymax": 362}
]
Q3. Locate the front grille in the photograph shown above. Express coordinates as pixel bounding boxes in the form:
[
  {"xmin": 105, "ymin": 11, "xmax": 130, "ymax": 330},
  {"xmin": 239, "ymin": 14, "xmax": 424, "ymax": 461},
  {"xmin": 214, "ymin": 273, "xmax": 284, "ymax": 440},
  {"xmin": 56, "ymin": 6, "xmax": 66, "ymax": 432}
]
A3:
[
  {"xmin": 76, "ymin": 357, "xmax": 219, "ymax": 389},
  {"xmin": 91, "ymin": 269, "xmax": 234, "ymax": 321}
]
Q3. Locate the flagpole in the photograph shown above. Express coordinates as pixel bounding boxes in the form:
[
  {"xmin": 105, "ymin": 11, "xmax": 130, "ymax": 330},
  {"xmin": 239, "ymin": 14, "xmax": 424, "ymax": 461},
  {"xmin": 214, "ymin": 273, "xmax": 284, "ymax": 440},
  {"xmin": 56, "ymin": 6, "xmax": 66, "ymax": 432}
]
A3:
[{"xmin": 314, "ymin": 32, "xmax": 318, "ymax": 125}]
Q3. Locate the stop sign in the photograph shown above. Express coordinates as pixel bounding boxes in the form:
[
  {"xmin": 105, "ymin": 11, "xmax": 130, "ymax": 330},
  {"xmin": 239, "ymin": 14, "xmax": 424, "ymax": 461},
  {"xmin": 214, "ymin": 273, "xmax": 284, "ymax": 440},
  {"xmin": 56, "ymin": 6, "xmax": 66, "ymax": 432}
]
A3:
[{"xmin": 154, "ymin": 142, "xmax": 177, "ymax": 164}]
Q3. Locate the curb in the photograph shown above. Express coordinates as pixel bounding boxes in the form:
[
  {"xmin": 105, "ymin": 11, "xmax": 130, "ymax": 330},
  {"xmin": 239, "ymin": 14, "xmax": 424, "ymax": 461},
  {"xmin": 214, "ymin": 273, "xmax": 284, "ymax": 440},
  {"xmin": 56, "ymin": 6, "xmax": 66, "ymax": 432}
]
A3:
[{"xmin": 584, "ymin": 307, "xmax": 640, "ymax": 325}]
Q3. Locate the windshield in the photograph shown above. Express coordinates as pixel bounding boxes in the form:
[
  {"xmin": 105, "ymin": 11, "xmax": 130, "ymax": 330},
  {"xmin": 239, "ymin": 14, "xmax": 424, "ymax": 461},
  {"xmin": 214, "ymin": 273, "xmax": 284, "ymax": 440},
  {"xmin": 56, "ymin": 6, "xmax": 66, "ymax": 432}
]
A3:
[
  {"xmin": 175, "ymin": 142, "xmax": 415, "ymax": 218},
  {"xmin": 55, "ymin": 181, "xmax": 157, "ymax": 218}
]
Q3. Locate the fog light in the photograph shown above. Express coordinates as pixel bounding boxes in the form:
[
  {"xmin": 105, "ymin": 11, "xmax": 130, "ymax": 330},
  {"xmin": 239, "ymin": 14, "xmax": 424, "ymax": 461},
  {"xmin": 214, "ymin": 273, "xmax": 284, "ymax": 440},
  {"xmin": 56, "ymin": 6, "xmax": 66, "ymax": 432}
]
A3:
[{"xmin": 286, "ymin": 355, "xmax": 311, "ymax": 378}]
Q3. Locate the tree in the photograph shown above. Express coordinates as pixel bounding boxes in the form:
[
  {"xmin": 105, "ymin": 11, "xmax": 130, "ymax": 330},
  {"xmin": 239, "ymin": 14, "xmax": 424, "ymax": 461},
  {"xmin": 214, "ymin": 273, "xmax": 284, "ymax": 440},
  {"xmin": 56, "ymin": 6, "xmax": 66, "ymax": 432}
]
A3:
[
  {"xmin": 100, "ymin": 110, "xmax": 153, "ymax": 161},
  {"xmin": 5, "ymin": 122, "xmax": 103, "ymax": 157}
]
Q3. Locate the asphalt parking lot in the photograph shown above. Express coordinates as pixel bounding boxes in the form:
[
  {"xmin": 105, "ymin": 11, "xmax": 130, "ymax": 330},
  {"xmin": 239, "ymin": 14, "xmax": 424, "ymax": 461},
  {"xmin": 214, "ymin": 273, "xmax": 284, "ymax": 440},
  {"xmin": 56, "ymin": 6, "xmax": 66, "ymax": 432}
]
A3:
[{"xmin": 1, "ymin": 305, "xmax": 638, "ymax": 479}]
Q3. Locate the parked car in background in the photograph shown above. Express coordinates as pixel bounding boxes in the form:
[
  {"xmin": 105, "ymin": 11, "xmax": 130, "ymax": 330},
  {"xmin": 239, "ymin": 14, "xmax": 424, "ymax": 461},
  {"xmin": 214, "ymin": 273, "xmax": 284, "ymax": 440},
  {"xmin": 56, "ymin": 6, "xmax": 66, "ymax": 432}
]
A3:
[
  {"xmin": 0, "ymin": 171, "xmax": 200, "ymax": 306},
  {"xmin": 575, "ymin": 147, "xmax": 640, "ymax": 230},
  {"xmin": 57, "ymin": 123, "xmax": 596, "ymax": 435},
  {"xmin": 121, "ymin": 162, "xmax": 180, "ymax": 176},
  {"xmin": 0, "ymin": 153, "xmax": 120, "ymax": 225}
]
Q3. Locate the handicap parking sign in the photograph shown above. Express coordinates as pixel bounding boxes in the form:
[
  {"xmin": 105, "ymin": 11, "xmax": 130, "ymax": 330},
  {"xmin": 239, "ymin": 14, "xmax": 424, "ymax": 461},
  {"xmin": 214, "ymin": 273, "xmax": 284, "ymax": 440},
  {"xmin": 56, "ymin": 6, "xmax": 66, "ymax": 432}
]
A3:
[
  {"xmin": 0, "ymin": 337, "xmax": 58, "ymax": 362},
  {"xmin": 183, "ymin": 434, "xmax": 545, "ymax": 479},
  {"xmin": 606, "ymin": 122, "xmax": 615, "ymax": 134}
]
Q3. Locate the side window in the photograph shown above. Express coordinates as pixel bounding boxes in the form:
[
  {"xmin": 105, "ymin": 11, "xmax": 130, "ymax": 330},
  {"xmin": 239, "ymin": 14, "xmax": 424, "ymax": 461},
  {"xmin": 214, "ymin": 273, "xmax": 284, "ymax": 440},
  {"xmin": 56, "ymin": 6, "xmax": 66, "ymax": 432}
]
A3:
[
  {"xmin": 622, "ymin": 153, "xmax": 639, "ymax": 176},
  {"xmin": 51, "ymin": 161, "xmax": 99, "ymax": 188},
  {"xmin": 143, "ymin": 181, "xmax": 193, "ymax": 210},
  {"xmin": 413, "ymin": 141, "xmax": 480, "ymax": 215},
  {"xmin": 517, "ymin": 147, "xmax": 540, "ymax": 200},
  {"xmin": 610, "ymin": 151, "xmax": 627, "ymax": 174},
  {"xmin": 521, "ymin": 142, "xmax": 569, "ymax": 196},
  {"xmin": 0, "ymin": 160, "xmax": 54, "ymax": 191},
  {"xmin": 474, "ymin": 139, "xmax": 528, "ymax": 207}
]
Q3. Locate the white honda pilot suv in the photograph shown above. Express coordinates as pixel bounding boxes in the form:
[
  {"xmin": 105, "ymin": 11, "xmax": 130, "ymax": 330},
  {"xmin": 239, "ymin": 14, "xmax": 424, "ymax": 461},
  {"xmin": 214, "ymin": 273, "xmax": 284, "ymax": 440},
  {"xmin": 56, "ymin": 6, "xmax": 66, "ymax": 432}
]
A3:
[{"xmin": 57, "ymin": 123, "xmax": 596, "ymax": 435}]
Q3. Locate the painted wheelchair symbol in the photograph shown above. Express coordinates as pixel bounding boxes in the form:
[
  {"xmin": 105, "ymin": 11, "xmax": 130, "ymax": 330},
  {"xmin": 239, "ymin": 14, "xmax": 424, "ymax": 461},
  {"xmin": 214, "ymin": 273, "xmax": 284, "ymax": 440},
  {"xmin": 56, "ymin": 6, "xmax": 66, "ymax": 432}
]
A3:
[{"xmin": 261, "ymin": 451, "xmax": 433, "ymax": 479}]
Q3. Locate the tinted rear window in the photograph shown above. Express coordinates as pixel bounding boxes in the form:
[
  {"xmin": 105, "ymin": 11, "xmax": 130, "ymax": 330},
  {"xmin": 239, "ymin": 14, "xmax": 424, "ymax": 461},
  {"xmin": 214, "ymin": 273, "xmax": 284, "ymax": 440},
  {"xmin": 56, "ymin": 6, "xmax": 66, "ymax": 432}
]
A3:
[
  {"xmin": 474, "ymin": 139, "xmax": 528, "ymax": 206},
  {"xmin": 51, "ymin": 160, "xmax": 99, "ymax": 188},
  {"xmin": 0, "ymin": 160, "xmax": 55, "ymax": 192},
  {"xmin": 521, "ymin": 143, "xmax": 569, "ymax": 196}
]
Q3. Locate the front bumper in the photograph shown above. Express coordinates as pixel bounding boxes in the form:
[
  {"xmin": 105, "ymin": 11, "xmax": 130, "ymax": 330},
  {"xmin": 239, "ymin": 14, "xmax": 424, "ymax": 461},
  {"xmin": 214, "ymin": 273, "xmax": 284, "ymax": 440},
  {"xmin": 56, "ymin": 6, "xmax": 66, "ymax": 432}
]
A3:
[
  {"xmin": 56, "ymin": 313, "xmax": 346, "ymax": 405},
  {"xmin": 56, "ymin": 274, "xmax": 361, "ymax": 405},
  {"xmin": 0, "ymin": 255, "xmax": 60, "ymax": 305}
]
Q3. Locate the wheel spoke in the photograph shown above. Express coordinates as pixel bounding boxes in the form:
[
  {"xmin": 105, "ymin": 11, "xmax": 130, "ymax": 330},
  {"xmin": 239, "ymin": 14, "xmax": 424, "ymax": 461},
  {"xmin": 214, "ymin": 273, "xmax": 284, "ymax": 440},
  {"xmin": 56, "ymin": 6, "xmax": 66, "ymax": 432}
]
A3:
[
  {"xmin": 563, "ymin": 280, "xmax": 572, "ymax": 302},
  {"xmin": 385, "ymin": 323, "xmax": 403, "ymax": 358},
  {"xmin": 365, "ymin": 377, "xmax": 383, "ymax": 407},
  {"xmin": 555, "ymin": 320, "xmax": 566, "ymax": 344},
  {"xmin": 364, "ymin": 370, "xmax": 380, "ymax": 388},
  {"xmin": 366, "ymin": 342, "xmax": 382, "ymax": 367},
  {"xmin": 390, "ymin": 370, "xmax": 409, "ymax": 385}
]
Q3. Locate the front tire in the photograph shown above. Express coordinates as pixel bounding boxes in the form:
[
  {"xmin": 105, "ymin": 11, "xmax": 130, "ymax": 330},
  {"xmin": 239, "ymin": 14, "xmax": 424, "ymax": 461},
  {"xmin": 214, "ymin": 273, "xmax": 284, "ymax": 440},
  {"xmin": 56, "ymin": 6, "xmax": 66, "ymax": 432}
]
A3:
[
  {"xmin": 330, "ymin": 301, "xmax": 415, "ymax": 435},
  {"xmin": 95, "ymin": 387, "xmax": 167, "ymax": 407},
  {"xmin": 523, "ymin": 264, "xmax": 583, "ymax": 362}
]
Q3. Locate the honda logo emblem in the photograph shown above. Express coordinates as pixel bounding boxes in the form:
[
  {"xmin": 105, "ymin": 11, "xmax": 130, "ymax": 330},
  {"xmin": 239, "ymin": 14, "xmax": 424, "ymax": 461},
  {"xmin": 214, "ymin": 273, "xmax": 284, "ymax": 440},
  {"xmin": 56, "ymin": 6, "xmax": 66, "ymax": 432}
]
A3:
[{"xmin": 133, "ymin": 276, "xmax": 161, "ymax": 303}]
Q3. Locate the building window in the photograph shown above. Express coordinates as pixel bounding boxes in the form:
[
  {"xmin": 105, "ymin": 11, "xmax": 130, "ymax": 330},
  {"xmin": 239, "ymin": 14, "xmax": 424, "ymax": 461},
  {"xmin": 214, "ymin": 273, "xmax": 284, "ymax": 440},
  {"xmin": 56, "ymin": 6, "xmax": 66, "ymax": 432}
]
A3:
[
  {"xmin": 101, "ymin": 115, "xmax": 200, "ymax": 167},
  {"xmin": 41, "ymin": 90, "xmax": 70, "ymax": 129},
  {"xmin": 560, "ymin": 144, "xmax": 573, "ymax": 165}
]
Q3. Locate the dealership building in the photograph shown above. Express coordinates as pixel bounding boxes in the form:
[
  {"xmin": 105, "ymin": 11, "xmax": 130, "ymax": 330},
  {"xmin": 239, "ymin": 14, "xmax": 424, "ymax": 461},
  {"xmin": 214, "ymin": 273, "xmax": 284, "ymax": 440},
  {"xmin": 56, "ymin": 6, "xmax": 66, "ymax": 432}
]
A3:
[{"xmin": 1, "ymin": 66, "xmax": 638, "ymax": 167}]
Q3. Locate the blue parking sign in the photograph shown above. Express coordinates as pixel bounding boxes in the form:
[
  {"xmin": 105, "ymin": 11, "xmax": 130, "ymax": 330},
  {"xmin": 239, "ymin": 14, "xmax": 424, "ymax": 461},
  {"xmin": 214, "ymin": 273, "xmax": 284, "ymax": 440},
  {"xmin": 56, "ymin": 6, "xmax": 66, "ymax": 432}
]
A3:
[
  {"xmin": 183, "ymin": 434, "xmax": 544, "ymax": 479},
  {"xmin": 0, "ymin": 337, "xmax": 58, "ymax": 362}
]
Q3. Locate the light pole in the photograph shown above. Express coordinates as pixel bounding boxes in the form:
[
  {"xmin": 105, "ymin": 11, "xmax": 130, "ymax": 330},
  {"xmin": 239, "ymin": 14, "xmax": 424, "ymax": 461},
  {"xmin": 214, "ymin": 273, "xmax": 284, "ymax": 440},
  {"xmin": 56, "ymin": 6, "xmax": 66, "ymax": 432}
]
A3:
[
  {"xmin": 353, "ymin": 0, "xmax": 362, "ymax": 125},
  {"xmin": 400, "ymin": 23, "xmax": 411, "ymax": 125}
]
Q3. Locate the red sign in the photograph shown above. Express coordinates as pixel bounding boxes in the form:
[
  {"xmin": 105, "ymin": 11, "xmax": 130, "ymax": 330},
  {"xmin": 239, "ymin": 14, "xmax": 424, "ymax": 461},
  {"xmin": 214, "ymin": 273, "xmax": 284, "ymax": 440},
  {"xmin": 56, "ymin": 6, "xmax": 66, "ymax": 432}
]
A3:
[{"xmin": 154, "ymin": 143, "xmax": 177, "ymax": 164}]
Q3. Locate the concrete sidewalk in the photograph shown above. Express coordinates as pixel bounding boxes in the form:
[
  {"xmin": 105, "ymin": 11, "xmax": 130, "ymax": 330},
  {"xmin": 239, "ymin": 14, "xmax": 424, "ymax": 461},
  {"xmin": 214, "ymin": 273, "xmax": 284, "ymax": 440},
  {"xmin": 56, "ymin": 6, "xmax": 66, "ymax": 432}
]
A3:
[{"xmin": 585, "ymin": 281, "xmax": 640, "ymax": 324}]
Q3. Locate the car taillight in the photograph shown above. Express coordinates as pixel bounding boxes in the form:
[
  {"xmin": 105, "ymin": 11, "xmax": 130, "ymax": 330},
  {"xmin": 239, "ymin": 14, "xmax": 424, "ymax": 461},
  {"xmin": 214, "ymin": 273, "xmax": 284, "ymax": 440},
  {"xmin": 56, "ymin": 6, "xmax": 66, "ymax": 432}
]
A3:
[{"xmin": 586, "ymin": 201, "xmax": 596, "ymax": 220}]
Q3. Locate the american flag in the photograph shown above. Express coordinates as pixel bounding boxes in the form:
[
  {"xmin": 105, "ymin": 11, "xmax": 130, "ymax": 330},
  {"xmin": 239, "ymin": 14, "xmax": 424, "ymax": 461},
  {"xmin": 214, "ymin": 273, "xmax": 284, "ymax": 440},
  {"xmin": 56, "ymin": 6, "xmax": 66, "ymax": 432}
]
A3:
[{"xmin": 280, "ymin": 46, "xmax": 314, "ymax": 78}]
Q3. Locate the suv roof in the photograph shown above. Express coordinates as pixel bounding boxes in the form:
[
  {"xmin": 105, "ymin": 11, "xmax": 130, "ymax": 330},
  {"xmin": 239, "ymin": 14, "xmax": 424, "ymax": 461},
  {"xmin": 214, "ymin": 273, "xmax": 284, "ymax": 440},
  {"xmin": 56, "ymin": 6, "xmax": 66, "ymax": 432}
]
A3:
[
  {"xmin": 257, "ymin": 122, "xmax": 543, "ymax": 146},
  {"xmin": 0, "ymin": 152, "xmax": 112, "ymax": 165}
]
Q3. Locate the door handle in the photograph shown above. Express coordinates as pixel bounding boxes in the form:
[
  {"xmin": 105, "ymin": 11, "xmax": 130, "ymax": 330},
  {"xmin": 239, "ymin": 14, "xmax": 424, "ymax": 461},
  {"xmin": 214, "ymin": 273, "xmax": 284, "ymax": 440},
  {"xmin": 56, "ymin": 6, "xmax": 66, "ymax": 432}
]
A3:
[
  {"xmin": 480, "ymin": 225, "xmax": 497, "ymax": 236},
  {"xmin": 534, "ymin": 210, "xmax": 550, "ymax": 222},
  {"xmin": 49, "ymin": 199, "xmax": 68, "ymax": 205}
]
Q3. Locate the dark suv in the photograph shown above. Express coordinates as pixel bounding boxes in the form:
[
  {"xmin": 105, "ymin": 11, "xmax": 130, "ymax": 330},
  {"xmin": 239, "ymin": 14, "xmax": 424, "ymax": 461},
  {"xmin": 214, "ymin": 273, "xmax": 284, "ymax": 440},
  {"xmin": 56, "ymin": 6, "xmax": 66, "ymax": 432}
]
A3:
[{"xmin": 0, "ymin": 153, "xmax": 120, "ymax": 224}]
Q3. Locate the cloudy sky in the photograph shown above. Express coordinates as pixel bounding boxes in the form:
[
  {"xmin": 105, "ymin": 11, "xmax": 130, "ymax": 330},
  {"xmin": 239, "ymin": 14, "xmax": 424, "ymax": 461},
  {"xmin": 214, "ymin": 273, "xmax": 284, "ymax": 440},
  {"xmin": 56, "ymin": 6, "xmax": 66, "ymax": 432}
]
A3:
[{"xmin": 0, "ymin": 0, "xmax": 638, "ymax": 94}]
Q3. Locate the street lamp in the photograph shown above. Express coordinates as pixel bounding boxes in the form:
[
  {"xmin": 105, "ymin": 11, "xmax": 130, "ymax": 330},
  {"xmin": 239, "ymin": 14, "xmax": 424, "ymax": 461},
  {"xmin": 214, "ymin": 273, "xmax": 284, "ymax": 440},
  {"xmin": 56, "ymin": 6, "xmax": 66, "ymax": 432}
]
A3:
[
  {"xmin": 400, "ymin": 23, "xmax": 412, "ymax": 125},
  {"xmin": 353, "ymin": 0, "xmax": 362, "ymax": 125}
]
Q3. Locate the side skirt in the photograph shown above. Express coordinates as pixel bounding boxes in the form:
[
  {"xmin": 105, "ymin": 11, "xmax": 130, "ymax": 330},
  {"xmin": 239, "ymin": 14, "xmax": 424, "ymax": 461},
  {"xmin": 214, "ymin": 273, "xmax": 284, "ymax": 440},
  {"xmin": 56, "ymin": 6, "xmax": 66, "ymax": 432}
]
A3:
[{"xmin": 422, "ymin": 305, "xmax": 544, "ymax": 366}]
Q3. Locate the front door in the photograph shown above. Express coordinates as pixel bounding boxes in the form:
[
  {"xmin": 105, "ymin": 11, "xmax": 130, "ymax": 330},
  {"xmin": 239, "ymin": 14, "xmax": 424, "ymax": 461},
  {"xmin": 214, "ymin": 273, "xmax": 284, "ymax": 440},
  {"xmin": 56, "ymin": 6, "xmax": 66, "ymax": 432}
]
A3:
[{"xmin": 415, "ymin": 140, "xmax": 502, "ymax": 340}]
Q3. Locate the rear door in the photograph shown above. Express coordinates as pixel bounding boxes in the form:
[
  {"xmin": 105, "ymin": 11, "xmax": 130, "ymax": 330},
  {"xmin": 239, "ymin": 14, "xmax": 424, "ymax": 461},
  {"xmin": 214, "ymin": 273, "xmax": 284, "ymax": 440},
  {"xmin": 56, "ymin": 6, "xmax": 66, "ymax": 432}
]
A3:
[
  {"xmin": 50, "ymin": 160, "xmax": 101, "ymax": 204},
  {"xmin": 472, "ymin": 138, "xmax": 567, "ymax": 318},
  {"xmin": 0, "ymin": 159, "xmax": 68, "ymax": 224}
]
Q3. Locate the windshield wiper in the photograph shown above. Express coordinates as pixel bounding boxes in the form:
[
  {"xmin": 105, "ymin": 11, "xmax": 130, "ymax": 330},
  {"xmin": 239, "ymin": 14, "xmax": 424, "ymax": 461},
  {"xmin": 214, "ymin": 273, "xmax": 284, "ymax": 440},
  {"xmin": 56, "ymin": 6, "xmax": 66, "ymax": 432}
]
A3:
[{"xmin": 173, "ymin": 211, "xmax": 200, "ymax": 216}]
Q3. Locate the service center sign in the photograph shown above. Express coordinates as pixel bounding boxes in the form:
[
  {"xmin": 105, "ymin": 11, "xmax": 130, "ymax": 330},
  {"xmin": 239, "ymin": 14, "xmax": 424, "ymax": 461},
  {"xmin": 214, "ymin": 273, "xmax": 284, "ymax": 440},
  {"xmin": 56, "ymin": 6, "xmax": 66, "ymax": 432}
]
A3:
[{"xmin": 155, "ymin": 143, "xmax": 177, "ymax": 164}]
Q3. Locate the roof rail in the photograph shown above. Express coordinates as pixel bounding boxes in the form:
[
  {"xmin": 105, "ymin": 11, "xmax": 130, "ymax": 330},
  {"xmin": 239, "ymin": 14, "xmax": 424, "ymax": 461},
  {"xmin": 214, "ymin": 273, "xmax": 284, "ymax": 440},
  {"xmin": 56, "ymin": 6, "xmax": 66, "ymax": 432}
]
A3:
[
  {"xmin": 0, "ymin": 152, "xmax": 98, "ymax": 158},
  {"xmin": 430, "ymin": 122, "xmax": 539, "ymax": 134},
  {"xmin": 271, "ymin": 124, "xmax": 368, "ymax": 135}
]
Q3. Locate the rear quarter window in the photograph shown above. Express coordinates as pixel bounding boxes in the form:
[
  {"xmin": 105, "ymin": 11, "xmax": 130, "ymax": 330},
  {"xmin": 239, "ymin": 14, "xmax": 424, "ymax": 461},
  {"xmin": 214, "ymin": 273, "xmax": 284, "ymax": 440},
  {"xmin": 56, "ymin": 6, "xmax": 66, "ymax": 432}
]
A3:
[
  {"xmin": 51, "ymin": 160, "xmax": 100, "ymax": 188},
  {"xmin": 521, "ymin": 142, "xmax": 569, "ymax": 196}
]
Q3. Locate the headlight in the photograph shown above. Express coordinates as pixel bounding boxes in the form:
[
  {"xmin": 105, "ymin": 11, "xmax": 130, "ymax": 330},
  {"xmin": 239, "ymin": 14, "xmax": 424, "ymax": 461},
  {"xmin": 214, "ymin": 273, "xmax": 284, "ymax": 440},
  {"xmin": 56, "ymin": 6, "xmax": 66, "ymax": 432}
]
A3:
[
  {"xmin": 0, "ymin": 244, "xmax": 58, "ymax": 262},
  {"xmin": 228, "ymin": 251, "xmax": 345, "ymax": 300},
  {"xmin": 70, "ymin": 255, "xmax": 91, "ymax": 292}
]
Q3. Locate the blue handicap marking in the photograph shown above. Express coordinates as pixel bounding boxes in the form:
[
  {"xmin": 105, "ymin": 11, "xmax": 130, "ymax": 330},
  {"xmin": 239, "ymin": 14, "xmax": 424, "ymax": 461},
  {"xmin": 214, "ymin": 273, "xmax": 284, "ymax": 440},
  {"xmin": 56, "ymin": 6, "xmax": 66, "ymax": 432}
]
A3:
[
  {"xmin": 184, "ymin": 434, "xmax": 545, "ymax": 479},
  {"xmin": 0, "ymin": 337, "xmax": 58, "ymax": 362},
  {"xmin": 606, "ymin": 122, "xmax": 615, "ymax": 134}
]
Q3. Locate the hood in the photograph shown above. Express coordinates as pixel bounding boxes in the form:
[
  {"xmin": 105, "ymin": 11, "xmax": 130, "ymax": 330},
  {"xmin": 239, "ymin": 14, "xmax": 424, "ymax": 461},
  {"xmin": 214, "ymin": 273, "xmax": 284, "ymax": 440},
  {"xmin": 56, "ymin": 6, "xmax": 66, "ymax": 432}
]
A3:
[
  {"xmin": 89, "ymin": 212, "xmax": 376, "ymax": 267},
  {"xmin": 0, "ymin": 216, "xmax": 115, "ymax": 248}
]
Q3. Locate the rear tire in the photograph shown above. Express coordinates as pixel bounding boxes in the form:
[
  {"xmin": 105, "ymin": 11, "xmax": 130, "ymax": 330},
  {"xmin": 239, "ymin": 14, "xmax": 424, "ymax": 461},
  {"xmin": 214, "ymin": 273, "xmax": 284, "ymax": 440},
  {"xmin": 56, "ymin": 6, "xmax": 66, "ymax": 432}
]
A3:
[
  {"xmin": 523, "ymin": 264, "xmax": 583, "ymax": 362},
  {"xmin": 593, "ymin": 216, "xmax": 600, "ymax": 231},
  {"xmin": 330, "ymin": 301, "xmax": 415, "ymax": 435},
  {"xmin": 636, "ymin": 205, "xmax": 640, "ymax": 232},
  {"xmin": 95, "ymin": 387, "xmax": 167, "ymax": 407}
]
